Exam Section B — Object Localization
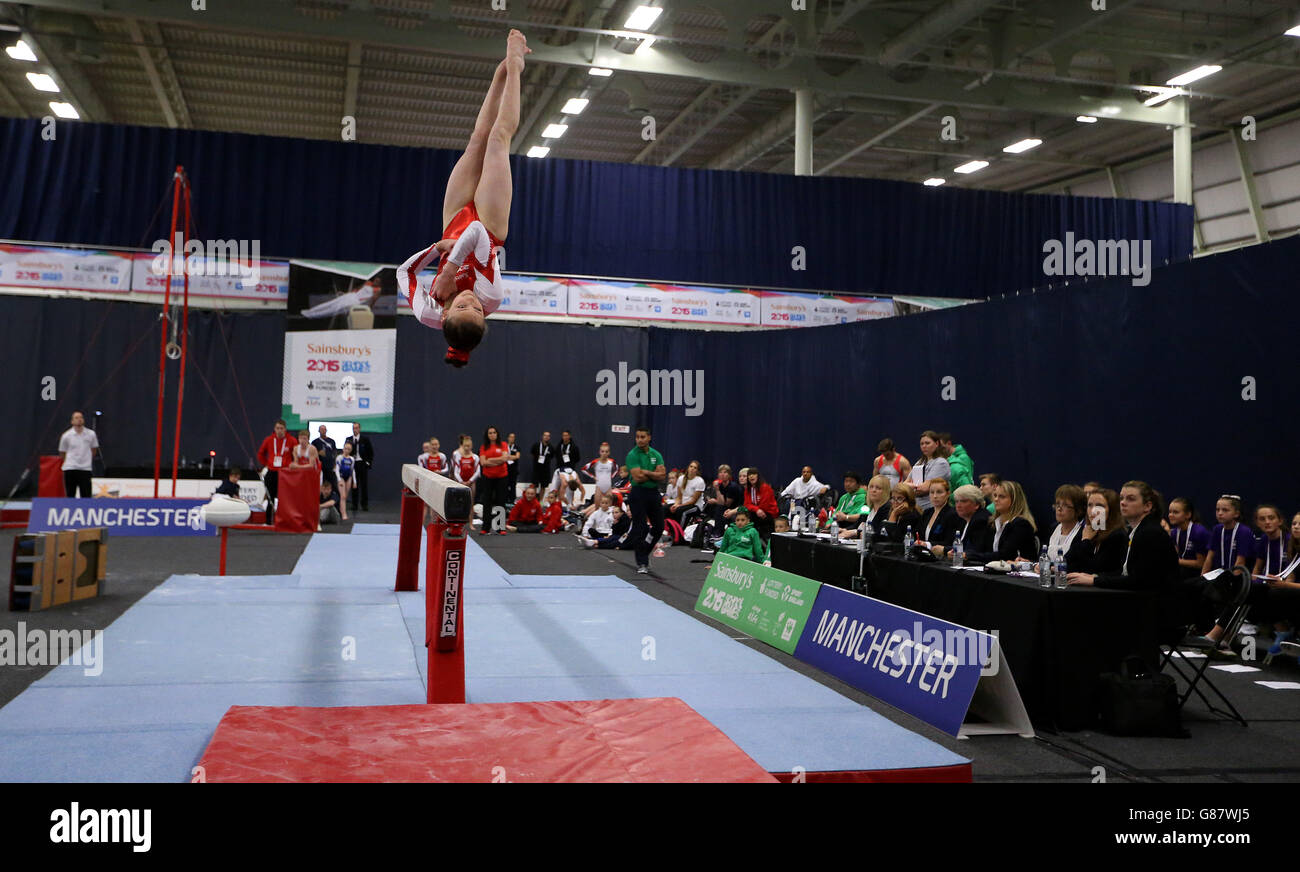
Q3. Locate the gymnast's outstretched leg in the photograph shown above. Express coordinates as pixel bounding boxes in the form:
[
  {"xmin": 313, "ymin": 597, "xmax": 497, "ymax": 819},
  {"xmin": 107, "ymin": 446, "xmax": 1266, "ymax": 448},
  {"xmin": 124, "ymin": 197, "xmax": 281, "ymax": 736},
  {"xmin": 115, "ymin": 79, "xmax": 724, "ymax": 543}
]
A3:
[
  {"xmin": 442, "ymin": 58, "xmax": 511, "ymax": 232},
  {"xmin": 473, "ymin": 29, "xmax": 528, "ymax": 243}
]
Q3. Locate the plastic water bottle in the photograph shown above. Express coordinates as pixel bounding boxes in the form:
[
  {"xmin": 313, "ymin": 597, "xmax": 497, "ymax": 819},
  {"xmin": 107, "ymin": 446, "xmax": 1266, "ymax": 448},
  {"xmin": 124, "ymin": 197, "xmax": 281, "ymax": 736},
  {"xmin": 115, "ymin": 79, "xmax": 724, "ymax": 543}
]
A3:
[
  {"xmin": 1055, "ymin": 550, "xmax": 1068, "ymax": 589},
  {"xmin": 829, "ymin": 515, "xmax": 839, "ymax": 537},
  {"xmin": 903, "ymin": 525, "xmax": 914, "ymax": 558},
  {"xmin": 791, "ymin": 511, "xmax": 801, "ymax": 533},
  {"xmin": 1038, "ymin": 546, "xmax": 1051, "ymax": 587},
  {"xmin": 952, "ymin": 537, "xmax": 964, "ymax": 568}
]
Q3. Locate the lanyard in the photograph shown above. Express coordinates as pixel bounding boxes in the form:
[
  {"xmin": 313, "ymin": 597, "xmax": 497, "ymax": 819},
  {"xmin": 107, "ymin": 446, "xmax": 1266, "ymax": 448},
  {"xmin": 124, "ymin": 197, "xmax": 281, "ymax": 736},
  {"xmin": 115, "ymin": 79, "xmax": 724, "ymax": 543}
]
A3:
[
  {"xmin": 1263, "ymin": 534, "xmax": 1282, "ymax": 575},
  {"xmin": 1175, "ymin": 524, "xmax": 1191, "ymax": 558},
  {"xmin": 1221, "ymin": 524, "xmax": 1236, "ymax": 568},
  {"xmin": 274, "ymin": 437, "xmax": 285, "ymax": 456},
  {"xmin": 1123, "ymin": 523, "xmax": 1138, "ymax": 576}
]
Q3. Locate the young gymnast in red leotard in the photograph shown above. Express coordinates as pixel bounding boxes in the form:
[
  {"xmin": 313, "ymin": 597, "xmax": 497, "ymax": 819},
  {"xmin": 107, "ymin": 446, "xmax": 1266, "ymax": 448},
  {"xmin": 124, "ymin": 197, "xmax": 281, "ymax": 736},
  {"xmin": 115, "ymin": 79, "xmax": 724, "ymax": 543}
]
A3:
[{"xmin": 397, "ymin": 29, "xmax": 530, "ymax": 368}]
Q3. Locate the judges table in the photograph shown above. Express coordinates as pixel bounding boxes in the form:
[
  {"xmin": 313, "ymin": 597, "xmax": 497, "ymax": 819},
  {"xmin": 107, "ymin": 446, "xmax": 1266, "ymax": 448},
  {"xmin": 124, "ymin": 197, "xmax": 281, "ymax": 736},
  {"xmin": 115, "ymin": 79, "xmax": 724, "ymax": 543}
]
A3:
[{"xmin": 769, "ymin": 533, "xmax": 1161, "ymax": 731}]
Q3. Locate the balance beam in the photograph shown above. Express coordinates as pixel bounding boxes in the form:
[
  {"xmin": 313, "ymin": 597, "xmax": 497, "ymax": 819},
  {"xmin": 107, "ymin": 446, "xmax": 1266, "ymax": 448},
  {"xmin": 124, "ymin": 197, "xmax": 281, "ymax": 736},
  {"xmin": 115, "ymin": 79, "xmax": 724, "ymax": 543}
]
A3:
[{"xmin": 395, "ymin": 464, "xmax": 473, "ymax": 704}]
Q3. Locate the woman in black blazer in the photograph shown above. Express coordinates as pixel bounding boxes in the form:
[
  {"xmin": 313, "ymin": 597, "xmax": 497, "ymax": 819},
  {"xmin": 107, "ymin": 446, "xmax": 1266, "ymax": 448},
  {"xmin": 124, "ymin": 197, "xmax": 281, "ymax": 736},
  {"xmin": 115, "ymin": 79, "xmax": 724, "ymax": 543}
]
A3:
[
  {"xmin": 879, "ymin": 482, "xmax": 923, "ymax": 543},
  {"xmin": 1067, "ymin": 482, "xmax": 1178, "ymax": 591},
  {"xmin": 934, "ymin": 484, "xmax": 990, "ymax": 558},
  {"xmin": 917, "ymin": 479, "xmax": 960, "ymax": 549},
  {"xmin": 1066, "ymin": 488, "xmax": 1127, "ymax": 574},
  {"xmin": 967, "ymin": 480, "xmax": 1039, "ymax": 563}
]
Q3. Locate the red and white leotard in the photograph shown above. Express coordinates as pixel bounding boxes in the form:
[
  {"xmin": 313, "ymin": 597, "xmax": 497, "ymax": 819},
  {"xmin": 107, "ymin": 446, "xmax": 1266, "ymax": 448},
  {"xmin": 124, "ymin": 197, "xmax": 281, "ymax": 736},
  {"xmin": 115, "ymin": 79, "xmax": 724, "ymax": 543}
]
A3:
[{"xmin": 396, "ymin": 203, "xmax": 505, "ymax": 329}]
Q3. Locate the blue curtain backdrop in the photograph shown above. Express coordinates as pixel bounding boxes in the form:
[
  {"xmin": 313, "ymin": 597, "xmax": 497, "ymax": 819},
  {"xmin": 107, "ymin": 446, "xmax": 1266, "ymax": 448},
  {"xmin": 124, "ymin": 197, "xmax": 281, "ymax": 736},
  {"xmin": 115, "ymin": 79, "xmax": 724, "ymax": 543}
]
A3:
[
  {"xmin": 0, "ymin": 117, "xmax": 1192, "ymax": 299},
  {"xmin": 5, "ymin": 234, "xmax": 1298, "ymax": 523}
]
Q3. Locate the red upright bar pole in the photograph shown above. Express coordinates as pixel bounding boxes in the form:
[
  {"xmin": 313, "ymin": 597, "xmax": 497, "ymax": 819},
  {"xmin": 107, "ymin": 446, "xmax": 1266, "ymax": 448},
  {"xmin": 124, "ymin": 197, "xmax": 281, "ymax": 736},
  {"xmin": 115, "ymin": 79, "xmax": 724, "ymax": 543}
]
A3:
[
  {"xmin": 170, "ymin": 175, "xmax": 192, "ymax": 496},
  {"xmin": 153, "ymin": 167, "xmax": 182, "ymax": 498},
  {"xmin": 425, "ymin": 519, "xmax": 466, "ymax": 704},
  {"xmin": 219, "ymin": 527, "xmax": 229, "ymax": 576},
  {"xmin": 394, "ymin": 488, "xmax": 424, "ymax": 592}
]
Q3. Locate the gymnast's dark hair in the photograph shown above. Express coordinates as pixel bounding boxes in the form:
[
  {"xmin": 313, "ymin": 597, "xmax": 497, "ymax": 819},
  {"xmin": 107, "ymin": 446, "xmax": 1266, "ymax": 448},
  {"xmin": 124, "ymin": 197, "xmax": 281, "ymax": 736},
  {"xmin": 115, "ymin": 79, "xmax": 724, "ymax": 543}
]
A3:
[{"xmin": 443, "ymin": 316, "xmax": 486, "ymax": 367}]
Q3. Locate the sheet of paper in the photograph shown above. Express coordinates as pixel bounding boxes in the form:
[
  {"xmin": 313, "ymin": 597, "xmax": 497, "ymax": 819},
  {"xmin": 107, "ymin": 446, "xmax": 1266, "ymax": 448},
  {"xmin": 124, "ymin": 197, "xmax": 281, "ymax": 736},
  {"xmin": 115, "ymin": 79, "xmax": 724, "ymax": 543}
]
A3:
[
  {"xmin": 1209, "ymin": 664, "xmax": 1260, "ymax": 673},
  {"xmin": 1169, "ymin": 650, "xmax": 1206, "ymax": 659},
  {"xmin": 1202, "ymin": 568, "xmax": 1225, "ymax": 580},
  {"xmin": 1254, "ymin": 681, "xmax": 1300, "ymax": 690}
]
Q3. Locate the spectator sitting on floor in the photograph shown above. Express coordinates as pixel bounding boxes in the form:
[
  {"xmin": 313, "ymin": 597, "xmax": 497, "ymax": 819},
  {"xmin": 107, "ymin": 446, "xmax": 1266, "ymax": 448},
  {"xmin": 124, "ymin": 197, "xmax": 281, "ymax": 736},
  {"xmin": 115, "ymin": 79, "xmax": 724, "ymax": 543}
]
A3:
[
  {"xmin": 540, "ymin": 490, "xmax": 567, "ymax": 534},
  {"xmin": 507, "ymin": 484, "xmax": 544, "ymax": 532},
  {"xmin": 741, "ymin": 468, "xmax": 779, "ymax": 540},
  {"xmin": 579, "ymin": 504, "xmax": 633, "ymax": 550},
  {"xmin": 939, "ymin": 432, "xmax": 974, "ymax": 490},
  {"xmin": 582, "ymin": 492, "xmax": 616, "ymax": 539},
  {"xmin": 713, "ymin": 464, "xmax": 744, "ymax": 527},
  {"xmin": 319, "ymin": 480, "xmax": 341, "ymax": 526},
  {"xmin": 666, "ymin": 460, "xmax": 706, "ymax": 528},
  {"xmin": 967, "ymin": 480, "xmax": 1038, "ymax": 563},
  {"xmin": 716, "ymin": 507, "xmax": 765, "ymax": 563}
]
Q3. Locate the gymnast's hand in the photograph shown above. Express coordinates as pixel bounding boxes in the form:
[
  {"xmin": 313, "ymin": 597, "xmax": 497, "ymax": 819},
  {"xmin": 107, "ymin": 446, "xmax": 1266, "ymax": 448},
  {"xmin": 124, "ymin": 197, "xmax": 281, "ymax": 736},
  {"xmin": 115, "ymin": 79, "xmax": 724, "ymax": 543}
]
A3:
[{"xmin": 434, "ymin": 239, "xmax": 454, "ymax": 256}]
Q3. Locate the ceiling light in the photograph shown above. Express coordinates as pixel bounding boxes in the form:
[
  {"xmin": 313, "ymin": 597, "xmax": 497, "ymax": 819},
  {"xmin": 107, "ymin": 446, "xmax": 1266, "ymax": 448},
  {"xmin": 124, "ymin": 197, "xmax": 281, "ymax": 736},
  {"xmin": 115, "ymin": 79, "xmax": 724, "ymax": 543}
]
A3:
[
  {"xmin": 1076, "ymin": 115, "xmax": 1097, "ymax": 123},
  {"xmin": 5, "ymin": 40, "xmax": 37, "ymax": 62},
  {"xmin": 1099, "ymin": 105, "xmax": 1121, "ymax": 116},
  {"xmin": 624, "ymin": 5, "xmax": 663, "ymax": 31},
  {"xmin": 1285, "ymin": 24, "xmax": 1300, "ymax": 37},
  {"xmin": 922, "ymin": 178, "xmax": 945, "ymax": 187},
  {"xmin": 1143, "ymin": 88, "xmax": 1179, "ymax": 106},
  {"xmin": 561, "ymin": 98, "xmax": 589, "ymax": 115},
  {"xmin": 26, "ymin": 72, "xmax": 58, "ymax": 92},
  {"xmin": 1002, "ymin": 138, "xmax": 1042, "ymax": 154},
  {"xmin": 541, "ymin": 123, "xmax": 568, "ymax": 139},
  {"xmin": 953, "ymin": 160, "xmax": 988, "ymax": 174},
  {"xmin": 48, "ymin": 101, "xmax": 78, "ymax": 119},
  {"xmin": 1166, "ymin": 64, "xmax": 1221, "ymax": 87},
  {"xmin": 526, "ymin": 146, "xmax": 550, "ymax": 158},
  {"xmin": 588, "ymin": 68, "xmax": 613, "ymax": 77}
]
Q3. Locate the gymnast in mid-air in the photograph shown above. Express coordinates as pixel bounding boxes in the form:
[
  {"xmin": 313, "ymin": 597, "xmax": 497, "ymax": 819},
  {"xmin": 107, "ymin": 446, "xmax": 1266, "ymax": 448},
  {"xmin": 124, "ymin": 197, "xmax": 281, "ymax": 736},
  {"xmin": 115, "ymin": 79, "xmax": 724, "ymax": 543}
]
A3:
[{"xmin": 397, "ymin": 29, "xmax": 530, "ymax": 367}]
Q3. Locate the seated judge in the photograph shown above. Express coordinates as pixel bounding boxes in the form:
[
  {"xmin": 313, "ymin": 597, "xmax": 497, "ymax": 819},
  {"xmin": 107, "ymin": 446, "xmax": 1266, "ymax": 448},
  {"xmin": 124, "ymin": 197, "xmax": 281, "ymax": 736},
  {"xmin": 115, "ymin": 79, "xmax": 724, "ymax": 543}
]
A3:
[
  {"xmin": 878, "ymin": 482, "xmax": 923, "ymax": 543},
  {"xmin": 1067, "ymin": 481, "xmax": 1177, "ymax": 590},
  {"xmin": 916, "ymin": 479, "xmax": 959, "ymax": 549},
  {"xmin": 1045, "ymin": 484, "xmax": 1087, "ymax": 564},
  {"xmin": 933, "ymin": 484, "xmax": 990, "ymax": 558},
  {"xmin": 965, "ymin": 480, "xmax": 1038, "ymax": 563},
  {"xmin": 838, "ymin": 474, "xmax": 892, "ymax": 540},
  {"xmin": 1066, "ymin": 487, "xmax": 1126, "ymax": 574}
]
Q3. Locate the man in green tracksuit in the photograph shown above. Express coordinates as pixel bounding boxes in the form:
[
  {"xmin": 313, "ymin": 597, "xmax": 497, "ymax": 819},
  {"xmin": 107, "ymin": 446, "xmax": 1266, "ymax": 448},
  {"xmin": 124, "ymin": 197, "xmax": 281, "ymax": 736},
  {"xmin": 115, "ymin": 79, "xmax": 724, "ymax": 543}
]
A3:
[
  {"xmin": 942, "ymin": 433, "xmax": 974, "ymax": 490},
  {"xmin": 831, "ymin": 471, "xmax": 868, "ymax": 529},
  {"xmin": 718, "ymin": 508, "xmax": 765, "ymax": 563}
]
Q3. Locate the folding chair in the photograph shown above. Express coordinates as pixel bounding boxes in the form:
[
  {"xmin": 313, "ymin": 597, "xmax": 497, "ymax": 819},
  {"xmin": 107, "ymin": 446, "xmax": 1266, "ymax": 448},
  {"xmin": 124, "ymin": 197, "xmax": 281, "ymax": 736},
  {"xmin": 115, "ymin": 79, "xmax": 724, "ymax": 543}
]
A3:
[{"xmin": 1159, "ymin": 565, "xmax": 1252, "ymax": 727}]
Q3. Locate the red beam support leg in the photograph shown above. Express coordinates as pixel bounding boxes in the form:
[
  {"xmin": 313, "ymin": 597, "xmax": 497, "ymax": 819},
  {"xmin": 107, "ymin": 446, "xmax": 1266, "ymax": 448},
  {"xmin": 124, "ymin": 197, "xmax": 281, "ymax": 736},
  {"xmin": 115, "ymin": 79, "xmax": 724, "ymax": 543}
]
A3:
[
  {"xmin": 219, "ymin": 527, "xmax": 229, "ymax": 576},
  {"xmin": 394, "ymin": 487, "xmax": 424, "ymax": 592},
  {"xmin": 425, "ymin": 518, "xmax": 466, "ymax": 704}
]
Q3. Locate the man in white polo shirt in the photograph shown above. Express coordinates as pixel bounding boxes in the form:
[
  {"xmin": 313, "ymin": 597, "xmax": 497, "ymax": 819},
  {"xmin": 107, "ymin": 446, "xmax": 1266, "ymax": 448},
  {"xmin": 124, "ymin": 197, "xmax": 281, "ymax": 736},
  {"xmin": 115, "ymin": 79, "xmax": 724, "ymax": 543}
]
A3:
[{"xmin": 58, "ymin": 411, "xmax": 99, "ymax": 498}]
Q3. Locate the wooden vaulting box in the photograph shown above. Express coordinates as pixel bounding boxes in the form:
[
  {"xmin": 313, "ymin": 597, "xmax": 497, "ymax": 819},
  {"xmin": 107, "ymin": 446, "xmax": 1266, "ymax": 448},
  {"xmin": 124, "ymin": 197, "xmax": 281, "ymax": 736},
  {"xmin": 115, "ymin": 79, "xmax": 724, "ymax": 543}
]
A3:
[{"xmin": 8, "ymin": 528, "xmax": 107, "ymax": 612}]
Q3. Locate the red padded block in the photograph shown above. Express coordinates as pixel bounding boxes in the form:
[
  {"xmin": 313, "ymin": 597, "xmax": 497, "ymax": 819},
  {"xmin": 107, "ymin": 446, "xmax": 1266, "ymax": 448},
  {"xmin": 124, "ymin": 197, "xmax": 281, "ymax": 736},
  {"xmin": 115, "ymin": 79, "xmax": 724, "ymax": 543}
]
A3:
[
  {"xmin": 197, "ymin": 698, "xmax": 778, "ymax": 783},
  {"xmin": 273, "ymin": 467, "xmax": 319, "ymax": 533}
]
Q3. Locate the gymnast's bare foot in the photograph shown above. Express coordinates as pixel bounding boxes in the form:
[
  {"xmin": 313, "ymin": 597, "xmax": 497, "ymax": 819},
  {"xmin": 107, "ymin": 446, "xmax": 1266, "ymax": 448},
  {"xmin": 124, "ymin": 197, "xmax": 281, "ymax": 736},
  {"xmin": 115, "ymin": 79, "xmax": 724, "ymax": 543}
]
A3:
[{"xmin": 507, "ymin": 29, "xmax": 530, "ymax": 67}]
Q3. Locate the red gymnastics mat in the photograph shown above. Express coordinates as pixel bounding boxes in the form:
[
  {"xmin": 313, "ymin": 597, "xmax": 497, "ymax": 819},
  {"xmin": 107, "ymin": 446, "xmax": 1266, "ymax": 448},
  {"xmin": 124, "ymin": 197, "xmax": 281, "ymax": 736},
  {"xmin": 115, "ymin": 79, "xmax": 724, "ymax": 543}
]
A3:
[{"xmin": 196, "ymin": 697, "xmax": 778, "ymax": 783}]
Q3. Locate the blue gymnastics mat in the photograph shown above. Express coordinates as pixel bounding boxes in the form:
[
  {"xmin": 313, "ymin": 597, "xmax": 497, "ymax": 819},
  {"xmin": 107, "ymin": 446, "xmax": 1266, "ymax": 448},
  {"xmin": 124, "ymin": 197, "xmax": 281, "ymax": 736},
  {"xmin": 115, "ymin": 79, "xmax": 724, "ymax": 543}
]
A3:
[{"xmin": 0, "ymin": 524, "xmax": 967, "ymax": 781}]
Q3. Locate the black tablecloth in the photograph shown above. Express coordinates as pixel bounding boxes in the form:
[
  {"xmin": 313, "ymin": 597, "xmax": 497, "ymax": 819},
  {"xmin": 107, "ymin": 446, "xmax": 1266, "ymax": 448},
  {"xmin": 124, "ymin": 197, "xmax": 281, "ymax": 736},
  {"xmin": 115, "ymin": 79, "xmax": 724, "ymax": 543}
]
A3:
[{"xmin": 770, "ymin": 535, "xmax": 1161, "ymax": 731}]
